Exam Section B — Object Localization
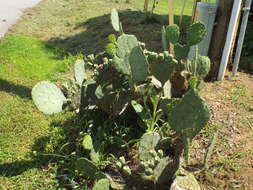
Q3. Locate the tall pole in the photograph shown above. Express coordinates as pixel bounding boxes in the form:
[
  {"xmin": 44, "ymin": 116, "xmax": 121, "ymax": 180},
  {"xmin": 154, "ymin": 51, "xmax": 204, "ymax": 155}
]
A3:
[
  {"xmin": 191, "ymin": 0, "xmax": 201, "ymax": 24},
  {"xmin": 208, "ymin": 0, "xmax": 234, "ymax": 79},
  {"xmin": 144, "ymin": 0, "xmax": 149, "ymax": 11},
  {"xmin": 168, "ymin": 0, "xmax": 174, "ymax": 54},
  {"xmin": 218, "ymin": 0, "xmax": 242, "ymax": 80},
  {"xmin": 232, "ymin": 0, "xmax": 253, "ymax": 76}
]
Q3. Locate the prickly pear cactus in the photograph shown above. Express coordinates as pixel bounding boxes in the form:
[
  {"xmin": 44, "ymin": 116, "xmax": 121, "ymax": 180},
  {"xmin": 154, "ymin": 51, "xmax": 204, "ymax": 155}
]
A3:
[
  {"xmin": 111, "ymin": 9, "xmax": 120, "ymax": 32},
  {"xmin": 32, "ymin": 81, "xmax": 66, "ymax": 115},
  {"xmin": 138, "ymin": 132, "xmax": 161, "ymax": 161},
  {"xmin": 165, "ymin": 24, "xmax": 180, "ymax": 44},
  {"xmin": 92, "ymin": 179, "xmax": 110, "ymax": 190},
  {"xmin": 75, "ymin": 157, "xmax": 98, "ymax": 178},
  {"xmin": 74, "ymin": 59, "xmax": 87, "ymax": 86},
  {"xmin": 187, "ymin": 22, "xmax": 207, "ymax": 46},
  {"xmin": 129, "ymin": 46, "xmax": 149, "ymax": 83},
  {"xmin": 167, "ymin": 89, "xmax": 210, "ymax": 140},
  {"xmin": 174, "ymin": 43, "xmax": 190, "ymax": 61}
]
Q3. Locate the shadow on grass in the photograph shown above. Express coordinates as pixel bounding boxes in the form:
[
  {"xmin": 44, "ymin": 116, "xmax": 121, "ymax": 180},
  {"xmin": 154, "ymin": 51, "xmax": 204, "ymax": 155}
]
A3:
[
  {"xmin": 49, "ymin": 10, "xmax": 191, "ymax": 55},
  {"xmin": 0, "ymin": 136, "xmax": 51, "ymax": 177},
  {"xmin": 0, "ymin": 79, "xmax": 31, "ymax": 99},
  {"xmin": 0, "ymin": 113, "xmax": 83, "ymax": 180}
]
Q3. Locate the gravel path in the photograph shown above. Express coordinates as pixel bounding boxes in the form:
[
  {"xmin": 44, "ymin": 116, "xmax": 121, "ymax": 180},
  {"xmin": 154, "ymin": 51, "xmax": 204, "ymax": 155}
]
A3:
[{"xmin": 0, "ymin": 0, "xmax": 42, "ymax": 37}]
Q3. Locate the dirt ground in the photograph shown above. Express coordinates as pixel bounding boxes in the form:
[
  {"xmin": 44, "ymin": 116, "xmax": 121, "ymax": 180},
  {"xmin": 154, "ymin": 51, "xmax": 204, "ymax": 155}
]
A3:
[{"xmin": 191, "ymin": 72, "xmax": 253, "ymax": 190}]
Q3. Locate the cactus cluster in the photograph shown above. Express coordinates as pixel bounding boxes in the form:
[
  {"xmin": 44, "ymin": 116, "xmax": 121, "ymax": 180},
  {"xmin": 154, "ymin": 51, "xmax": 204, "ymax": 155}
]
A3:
[
  {"xmin": 31, "ymin": 8, "xmax": 212, "ymax": 189},
  {"xmin": 162, "ymin": 22, "xmax": 209, "ymax": 79},
  {"xmin": 139, "ymin": 142, "xmax": 179, "ymax": 184}
]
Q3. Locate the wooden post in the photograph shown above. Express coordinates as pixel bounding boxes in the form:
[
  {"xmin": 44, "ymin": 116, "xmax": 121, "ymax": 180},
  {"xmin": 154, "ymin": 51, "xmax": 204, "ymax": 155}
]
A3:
[
  {"xmin": 144, "ymin": 0, "xmax": 149, "ymax": 11},
  {"xmin": 180, "ymin": 0, "xmax": 188, "ymax": 27},
  {"xmin": 191, "ymin": 0, "xmax": 201, "ymax": 24},
  {"xmin": 168, "ymin": 0, "xmax": 174, "ymax": 54},
  {"xmin": 218, "ymin": 0, "xmax": 242, "ymax": 80},
  {"xmin": 208, "ymin": 0, "xmax": 234, "ymax": 79}
]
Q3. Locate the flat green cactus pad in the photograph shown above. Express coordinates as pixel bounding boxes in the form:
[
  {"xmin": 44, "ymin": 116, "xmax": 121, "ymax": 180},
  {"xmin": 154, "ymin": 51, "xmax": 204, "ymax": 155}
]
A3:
[
  {"xmin": 111, "ymin": 9, "xmax": 120, "ymax": 32},
  {"xmin": 150, "ymin": 60, "xmax": 174, "ymax": 86},
  {"xmin": 138, "ymin": 132, "xmax": 161, "ymax": 161},
  {"xmin": 165, "ymin": 24, "xmax": 180, "ymax": 44},
  {"xmin": 187, "ymin": 22, "xmax": 207, "ymax": 46},
  {"xmin": 32, "ymin": 81, "xmax": 66, "ymax": 115},
  {"xmin": 153, "ymin": 157, "xmax": 175, "ymax": 184},
  {"xmin": 174, "ymin": 43, "xmax": 190, "ymax": 60},
  {"xmin": 75, "ymin": 157, "xmax": 97, "ymax": 178},
  {"xmin": 92, "ymin": 179, "xmax": 110, "ymax": 190},
  {"xmin": 113, "ymin": 34, "xmax": 139, "ymax": 75},
  {"xmin": 168, "ymin": 89, "xmax": 210, "ymax": 140},
  {"xmin": 129, "ymin": 46, "xmax": 149, "ymax": 83},
  {"xmin": 170, "ymin": 173, "xmax": 201, "ymax": 190},
  {"xmin": 74, "ymin": 59, "xmax": 86, "ymax": 85},
  {"xmin": 116, "ymin": 34, "xmax": 138, "ymax": 58},
  {"xmin": 83, "ymin": 135, "xmax": 93, "ymax": 151}
]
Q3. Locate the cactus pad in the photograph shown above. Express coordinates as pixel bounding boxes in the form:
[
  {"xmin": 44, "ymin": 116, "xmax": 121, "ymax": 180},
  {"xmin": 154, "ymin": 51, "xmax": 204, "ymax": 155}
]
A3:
[
  {"xmin": 129, "ymin": 46, "xmax": 149, "ymax": 83},
  {"xmin": 111, "ymin": 9, "xmax": 120, "ymax": 32},
  {"xmin": 149, "ymin": 53, "xmax": 176, "ymax": 86},
  {"xmin": 83, "ymin": 134, "xmax": 93, "ymax": 151},
  {"xmin": 165, "ymin": 24, "xmax": 180, "ymax": 44},
  {"xmin": 153, "ymin": 157, "xmax": 175, "ymax": 184},
  {"xmin": 138, "ymin": 132, "xmax": 161, "ymax": 161},
  {"xmin": 74, "ymin": 59, "xmax": 86, "ymax": 85},
  {"xmin": 112, "ymin": 34, "xmax": 139, "ymax": 75},
  {"xmin": 32, "ymin": 81, "xmax": 66, "ymax": 115},
  {"xmin": 75, "ymin": 157, "xmax": 98, "ymax": 178},
  {"xmin": 116, "ymin": 34, "xmax": 139, "ymax": 58},
  {"xmin": 187, "ymin": 22, "xmax": 207, "ymax": 46},
  {"xmin": 167, "ymin": 89, "xmax": 210, "ymax": 140},
  {"xmin": 170, "ymin": 172, "xmax": 201, "ymax": 190},
  {"xmin": 92, "ymin": 179, "xmax": 110, "ymax": 190},
  {"xmin": 174, "ymin": 43, "xmax": 190, "ymax": 60}
]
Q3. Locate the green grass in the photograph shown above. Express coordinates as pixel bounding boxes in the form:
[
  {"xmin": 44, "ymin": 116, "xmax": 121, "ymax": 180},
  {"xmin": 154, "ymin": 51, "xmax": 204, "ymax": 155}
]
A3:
[
  {"xmin": 0, "ymin": 34, "xmax": 79, "ymax": 189},
  {"xmin": 132, "ymin": 0, "xmax": 216, "ymax": 16},
  {"xmin": 0, "ymin": 35, "xmax": 75, "ymax": 80}
]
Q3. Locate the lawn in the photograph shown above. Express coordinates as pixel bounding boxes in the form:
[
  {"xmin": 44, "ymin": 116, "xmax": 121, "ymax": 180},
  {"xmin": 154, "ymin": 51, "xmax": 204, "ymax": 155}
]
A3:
[{"xmin": 0, "ymin": 0, "xmax": 252, "ymax": 190}]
